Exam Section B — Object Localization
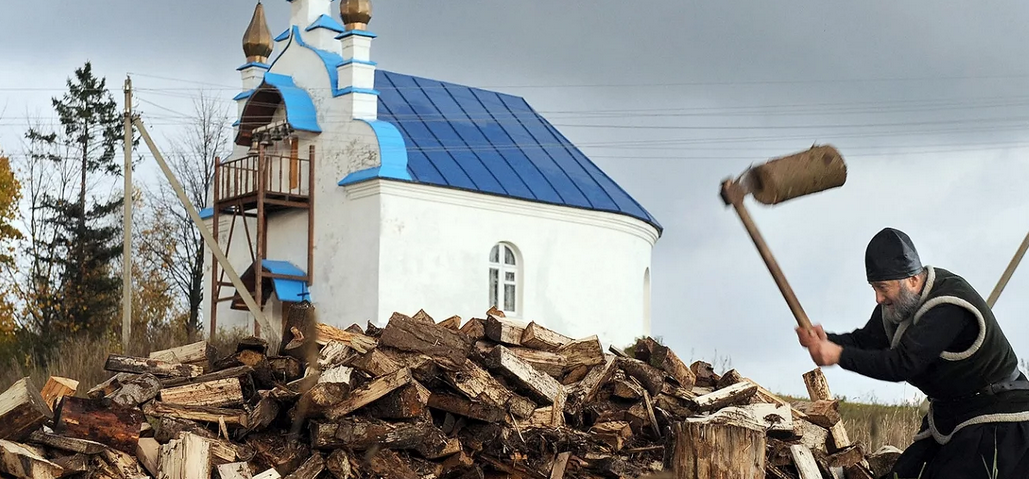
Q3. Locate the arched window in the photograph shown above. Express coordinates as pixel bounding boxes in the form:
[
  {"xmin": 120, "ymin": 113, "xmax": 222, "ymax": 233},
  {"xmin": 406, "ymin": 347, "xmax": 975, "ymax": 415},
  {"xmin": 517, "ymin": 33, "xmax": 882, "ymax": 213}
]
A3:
[{"xmin": 489, "ymin": 243, "xmax": 519, "ymax": 315}]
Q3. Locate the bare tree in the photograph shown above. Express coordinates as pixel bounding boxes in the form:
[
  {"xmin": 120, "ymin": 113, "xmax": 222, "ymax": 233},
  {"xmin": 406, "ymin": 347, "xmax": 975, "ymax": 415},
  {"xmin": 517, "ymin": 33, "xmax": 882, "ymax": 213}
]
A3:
[{"xmin": 141, "ymin": 91, "xmax": 230, "ymax": 341}]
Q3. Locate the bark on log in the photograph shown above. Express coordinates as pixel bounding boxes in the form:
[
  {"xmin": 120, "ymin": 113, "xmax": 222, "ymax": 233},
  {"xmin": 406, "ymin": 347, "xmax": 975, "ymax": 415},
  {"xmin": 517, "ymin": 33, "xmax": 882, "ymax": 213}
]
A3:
[
  {"xmin": 794, "ymin": 400, "xmax": 841, "ymax": 428},
  {"xmin": 0, "ymin": 439, "xmax": 64, "ymax": 479},
  {"xmin": 149, "ymin": 341, "xmax": 215, "ymax": 372},
  {"xmin": 427, "ymin": 392, "xmax": 506, "ymax": 423},
  {"xmin": 485, "ymin": 346, "xmax": 565, "ymax": 405},
  {"xmin": 39, "ymin": 376, "xmax": 78, "ymax": 411},
  {"xmin": 459, "ymin": 318, "xmax": 486, "ymax": 341},
  {"xmin": 380, "ymin": 317, "xmax": 471, "ymax": 368},
  {"xmin": 108, "ymin": 373, "xmax": 162, "ymax": 408},
  {"xmin": 143, "ymin": 401, "xmax": 248, "ymax": 428},
  {"xmin": 484, "ymin": 315, "xmax": 525, "ymax": 345},
  {"xmin": 87, "ymin": 373, "xmax": 136, "ymax": 399},
  {"xmin": 324, "ymin": 368, "xmax": 413, "ymax": 420},
  {"xmin": 690, "ymin": 381, "xmax": 758, "ymax": 412},
  {"xmin": 0, "ymin": 377, "xmax": 52, "ymax": 441},
  {"xmin": 803, "ymin": 368, "xmax": 851, "ymax": 452},
  {"xmin": 672, "ymin": 418, "xmax": 765, "ymax": 479},
  {"xmin": 364, "ymin": 381, "xmax": 430, "ymax": 419},
  {"xmin": 616, "ymin": 357, "xmax": 665, "ymax": 397},
  {"xmin": 54, "ymin": 396, "xmax": 143, "ymax": 455},
  {"xmin": 520, "ymin": 322, "xmax": 572, "ymax": 351},
  {"xmin": 27, "ymin": 430, "xmax": 107, "ymax": 455},
  {"xmin": 104, "ymin": 355, "xmax": 202, "ymax": 378}
]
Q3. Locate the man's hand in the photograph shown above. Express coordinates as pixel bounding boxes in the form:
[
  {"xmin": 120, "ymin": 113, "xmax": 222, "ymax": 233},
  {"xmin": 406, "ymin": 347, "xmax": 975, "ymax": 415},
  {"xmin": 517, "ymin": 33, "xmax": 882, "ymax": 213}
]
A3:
[
  {"xmin": 795, "ymin": 324, "xmax": 827, "ymax": 347},
  {"xmin": 795, "ymin": 325, "xmax": 841, "ymax": 366}
]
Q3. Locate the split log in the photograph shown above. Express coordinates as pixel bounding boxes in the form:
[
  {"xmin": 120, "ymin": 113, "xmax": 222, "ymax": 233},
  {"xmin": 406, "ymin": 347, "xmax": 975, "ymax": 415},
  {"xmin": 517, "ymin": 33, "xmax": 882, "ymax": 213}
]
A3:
[
  {"xmin": 160, "ymin": 377, "xmax": 245, "ymax": 408},
  {"xmin": 324, "ymin": 367, "xmax": 413, "ymax": 420},
  {"xmin": 308, "ymin": 366, "xmax": 354, "ymax": 409},
  {"xmin": 690, "ymin": 380, "xmax": 757, "ymax": 412},
  {"xmin": 484, "ymin": 315, "xmax": 525, "ymax": 345},
  {"xmin": 672, "ymin": 418, "xmax": 765, "ymax": 479},
  {"xmin": 346, "ymin": 348, "xmax": 401, "ymax": 377},
  {"xmin": 616, "ymin": 357, "xmax": 665, "ymax": 397},
  {"xmin": 794, "ymin": 399, "xmax": 841, "ymax": 428},
  {"xmin": 633, "ymin": 337, "xmax": 696, "ymax": 390},
  {"xmin": 438, "ymin": 315, "xmax": 462, "ymax": 330},
  {"xmin": 51, "ymin": 454, "xmax": 90, "ymax": 476},
  {"xmin": 794, "ymin": 418, "xmax": 830, "ymax": 453},
  {"xmin": 520, "ymin": 322, "xmax": 572, "ymax": 351},
  {"xmin": 690, "ymin": 361, "xmax": 719, "ymax": 388},
  {"xmin": 705, "ymin": 403, "xmax": 793, "ymax": 434},
  {"xmin": 485, "ymin": 346, "xmax": 565, "ymax": 404},
  {"xmin": 427, "ymin": 392, "xmax": 506, "ymax": 423},
  {"xmin": 149, "ymin": 341, "xmax": 215, "ymax": 372},
  {"xmin": 557, "ymin": 336, "xmax": 605, "ymax": 371},
  {"xmin": 803, "ymin": 368, "xmax": 851, "ymax": 452},
  {"xmin": 549, "ymin": 451, "xmax": 572, "ymax": 479},
  {"xmin": 825, "ymin": 445, "xmax": 865, "ymax": 468},
  {"xmin": 317, "ymin": 341, "xmax": 352, "ymax": 370},
  {"xmin": 284, "ymin": 453, "xmax": 324, "ymax": 479},
  {"xmin": 715, "ymin": 369, "xmax": 744, "ymax": 389},
  {"xmin": 248, "ymin": 393, "xmax": 280, "ymax": 432},
  {"xmin": 217, "ymin": 462, "xmax": 254, "ymax": 479},
  {"xmin": 507, "ymin": 393, "xmax": 537, "ymax": 419},
  {"xmin": 565, "ymin": 355, "xmax": 618, "ymax": 416},
  {"xmin": 409, "ymin": 310, "xmax": 434, "ymax": 325},
  {"xmin": 0, "ymin": 377, "xmax": 52, "ymax": 441},
  {"xmin": 611, "ymin": 379, "xmax": 644, "ymax": 400},
  {"xmin": 39, "ymin": 376, "xmax": 78, "ymax": 410},
  {"xmin": 136, "ymin": 437, "xmax": 160, "ymax": 477},
  {"xmin": 312, "ymin": 323, "xmax": 377, "ymax": 353},
  {"xmin": 54, "ymin": 396, "xmax": 143, "ymax": 455},
  {"xmin": 366, "ymin": 449, "xmax": 419, "ymax": 479},
  {"xmin": 443, "ymin": 358, "xmax": 513, "ymax": 409},
  {"xmin": 27, "ymin": 430, "xmax": 107, "ymax": 455},
  {"xmin": 104, "ymin": 354, "xmax": 202, "ymax": 378},
  {"xmin": 865, "ymin": 445, "xmax": 902, "ymax": 479},
  {"xmin": 267, "ymin": 356, "xmax": 303, "ymax": 383},
  {"xmin": 254, "ymin": 468, "xmax": 283, "ymax": 479},
  {"xmin": 0, "ymin": 439, "xmax": 64, "ymax": 479},
  {"xmin": 143, "ymin": 401, "xmax": 248, "ymax": 428},
  {"xmin": 87, "ymin": 372, "xmax": 136, "ymax": 399},
  {"xmin": 380, "ymin": 316, "xmax": 471, "ymax": 367},
  {"xmin": 365, "ymin": 381, "xmax": 431, "ymax": 419},
  {"xmin": 844, "ymin": 464, "xmax": 876, "ymax": 479},
  {"xmin": 108, "ymin": 373, "xmax": 162, "ymax": 407},
  {"xmin": 590, "ymin": 421, "xmax": 632, "ymax": 451},
  {"xmin": 503, "ymin": 347, "xmax": 568, "ymax": 377},
  {"xmin": 459, "ymin": 317, "xmax": 486, "ymax": 341},
  {"xmin": 158, "ymin": 432, "xmax": 211, "ymax": 479},
  {"xmin": 102, "ymin": 447, "xmax": 150, "ymax": 479},
  {"xmin": 790, "ymin": 445, "xmax": 822, "ymax": 479}
]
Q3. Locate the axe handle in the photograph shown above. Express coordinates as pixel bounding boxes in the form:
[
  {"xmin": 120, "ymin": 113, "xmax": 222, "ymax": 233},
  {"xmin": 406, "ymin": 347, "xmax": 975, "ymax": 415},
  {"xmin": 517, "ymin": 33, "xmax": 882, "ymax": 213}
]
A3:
[
  {"xmin": 723, "ymin": 181, "xmax": 813, "ymax": 330},
  {"xmin": 987, "ymin": 228, "xmax": 1029, "ymax": 308}
]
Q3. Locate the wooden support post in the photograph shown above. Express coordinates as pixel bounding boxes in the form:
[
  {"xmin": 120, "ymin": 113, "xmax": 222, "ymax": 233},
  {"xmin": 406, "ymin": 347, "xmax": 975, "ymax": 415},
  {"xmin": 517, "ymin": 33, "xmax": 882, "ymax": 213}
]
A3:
[
  {"xmin": 672, "ymin": 418, "xmax": 766, "ymax": 479},
  {"xmin": 211, "ymin": 154, "xmax": 221, "ymax": 337}
]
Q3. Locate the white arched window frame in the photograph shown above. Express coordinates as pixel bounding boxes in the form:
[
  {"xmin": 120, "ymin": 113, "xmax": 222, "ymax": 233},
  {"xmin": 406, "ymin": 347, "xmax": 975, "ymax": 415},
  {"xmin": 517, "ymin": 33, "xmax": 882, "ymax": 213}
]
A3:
[{"xmin": 489, "ymin": 243, "xmax": 520, "ymax": 315}]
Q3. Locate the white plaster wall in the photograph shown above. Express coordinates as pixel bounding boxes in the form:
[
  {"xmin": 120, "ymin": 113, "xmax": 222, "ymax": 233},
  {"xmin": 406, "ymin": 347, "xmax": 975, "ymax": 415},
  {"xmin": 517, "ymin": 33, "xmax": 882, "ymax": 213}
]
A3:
[{"xmin": 355, "ymin": 180, "xmax": 658, "ymax": 350}]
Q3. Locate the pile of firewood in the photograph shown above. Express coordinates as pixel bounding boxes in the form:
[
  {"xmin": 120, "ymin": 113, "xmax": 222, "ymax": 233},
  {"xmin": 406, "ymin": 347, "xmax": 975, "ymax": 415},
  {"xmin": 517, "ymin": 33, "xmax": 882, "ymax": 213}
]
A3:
[{"xmin": 0, "ymin": 307, "xmax": 903, "ymax": 478}]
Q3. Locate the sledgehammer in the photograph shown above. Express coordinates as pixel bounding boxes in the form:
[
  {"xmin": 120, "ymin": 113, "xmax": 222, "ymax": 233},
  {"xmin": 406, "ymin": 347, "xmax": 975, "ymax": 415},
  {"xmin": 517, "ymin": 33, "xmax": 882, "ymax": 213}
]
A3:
[{"xmin": 720, "ymin": 145, "xmax": 847, "ymax": 331}]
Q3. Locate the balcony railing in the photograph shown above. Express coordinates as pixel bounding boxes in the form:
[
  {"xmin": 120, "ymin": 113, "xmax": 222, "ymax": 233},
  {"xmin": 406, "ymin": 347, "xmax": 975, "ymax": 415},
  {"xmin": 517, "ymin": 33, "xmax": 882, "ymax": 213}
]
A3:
[{"xmin": 216, "ymin": 151, "xmax": 311, "ymax": 203}]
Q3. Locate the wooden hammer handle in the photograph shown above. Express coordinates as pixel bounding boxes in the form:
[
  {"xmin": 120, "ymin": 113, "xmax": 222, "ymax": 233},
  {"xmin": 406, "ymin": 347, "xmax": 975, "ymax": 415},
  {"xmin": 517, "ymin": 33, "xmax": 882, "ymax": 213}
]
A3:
[{"xmin": 723, "ymin": 180, "xmax": 813, "ymax": 330}]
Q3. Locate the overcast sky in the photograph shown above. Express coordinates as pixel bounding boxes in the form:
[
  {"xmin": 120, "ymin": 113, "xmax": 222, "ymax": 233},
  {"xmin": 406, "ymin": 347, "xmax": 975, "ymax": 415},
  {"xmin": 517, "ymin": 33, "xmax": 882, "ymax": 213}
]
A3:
[{"xmin": 3, "ymin": 1, "xmax": 1029, "ymax": 404}]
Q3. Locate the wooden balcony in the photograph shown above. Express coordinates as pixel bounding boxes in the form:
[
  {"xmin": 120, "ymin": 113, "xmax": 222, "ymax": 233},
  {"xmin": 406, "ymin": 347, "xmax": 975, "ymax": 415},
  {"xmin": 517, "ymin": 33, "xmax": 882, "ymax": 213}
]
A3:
[{"xmin": 214, "ymin": 149, "xmax": 312, "ymax": 211}]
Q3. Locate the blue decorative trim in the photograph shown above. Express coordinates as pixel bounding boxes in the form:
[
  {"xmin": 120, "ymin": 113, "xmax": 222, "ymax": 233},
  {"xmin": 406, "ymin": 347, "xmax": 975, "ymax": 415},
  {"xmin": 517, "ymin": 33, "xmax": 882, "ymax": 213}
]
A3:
[
  {"xmin": 260, "ymin": 260, "xmax": 312, "ymax": 303},
  {"xmin": 336, "ymin": 30, "xmax": 377, "ymax": 39},
  {"xmin": 199, "ymin": 207, "xmax": 214, "ymax": 220},
  {"xmin": 261, "ymin": 73, "xmax": 322, "ymax": 133},
  {"xmin": 338, "ymin": 120, "xmax": 412, "ymax": 186},
  {"xmin": 337, "ymin": 86, "xmax": 380, "ymax": 96},
  {"xmin": 337, "ymin": 58, "xmax": 378, "ymax": 67},
  {"xmin": 274, "ymin": 28, "xmax": 291, "ymax": 42},
  {"xmin": 233, "ymin": 89, "xmax": 255, "ymax": 101},
  {"xmin": 306, "ymin": 14, "xmax": 345, "ymax": 33},
  {"xmin": 237, "ymin": 62, "xmax": 270, "ymax": 71},
  {"xmin": 279, "ymin": 26, "xmax": 350, "ymax": 97}
]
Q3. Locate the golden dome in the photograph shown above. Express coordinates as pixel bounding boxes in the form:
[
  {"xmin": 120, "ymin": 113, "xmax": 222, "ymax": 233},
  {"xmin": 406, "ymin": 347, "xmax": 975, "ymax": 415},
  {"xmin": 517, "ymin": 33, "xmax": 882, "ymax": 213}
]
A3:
[
  {"xmin": 242, "ymin": 2, "xmax": 274, "ymax": 63},
  {"xmin": 340, "ymin": 0, "xmax": 372, "ymax": 31}
]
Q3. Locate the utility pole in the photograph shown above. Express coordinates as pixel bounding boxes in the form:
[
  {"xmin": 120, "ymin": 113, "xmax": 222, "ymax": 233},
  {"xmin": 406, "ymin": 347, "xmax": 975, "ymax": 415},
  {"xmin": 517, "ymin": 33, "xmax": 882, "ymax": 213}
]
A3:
[{"xmin": 122, "ymin": 76, "xmax": 133, "ymax": 353}]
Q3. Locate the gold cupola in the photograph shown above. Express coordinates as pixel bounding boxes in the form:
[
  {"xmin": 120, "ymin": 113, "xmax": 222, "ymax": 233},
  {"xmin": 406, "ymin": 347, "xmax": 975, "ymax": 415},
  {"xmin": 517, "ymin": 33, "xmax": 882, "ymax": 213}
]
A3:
[
  {"xmin": 242, "ymin": 2, "xmax": 274, "ymax": 63},
  {"xmin": 341, "ymin": 0, "xmax": 372, "ymax": 31}
]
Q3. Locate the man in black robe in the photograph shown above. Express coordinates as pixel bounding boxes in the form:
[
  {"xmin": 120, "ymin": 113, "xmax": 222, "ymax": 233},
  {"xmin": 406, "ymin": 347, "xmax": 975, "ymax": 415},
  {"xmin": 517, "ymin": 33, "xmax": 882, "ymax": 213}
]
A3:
[{"xmin": 796, "ymin": 227, "xmax": 1029, "ymax": 479}]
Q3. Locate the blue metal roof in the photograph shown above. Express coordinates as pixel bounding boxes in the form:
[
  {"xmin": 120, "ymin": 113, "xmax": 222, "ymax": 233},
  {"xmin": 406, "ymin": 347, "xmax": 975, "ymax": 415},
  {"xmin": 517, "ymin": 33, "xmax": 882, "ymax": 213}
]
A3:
[
  {"xmin": 342, "ymin": 70, "xmax": 661, "ymax": 232},
  {"xmin": 306, "ymin": 14, "xmax": 345, "ymax": 33},
  {"xmin": 263, "ymin": 73, "xmax": 321, "ymax": 132},
  {"xmin": 262, "ymin": 260, "xmax": 310, "ymax": 303}
]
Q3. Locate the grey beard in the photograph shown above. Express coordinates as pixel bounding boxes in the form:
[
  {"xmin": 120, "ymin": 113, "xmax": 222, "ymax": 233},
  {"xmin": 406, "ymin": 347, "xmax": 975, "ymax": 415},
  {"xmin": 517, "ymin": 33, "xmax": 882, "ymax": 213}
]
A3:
[{"xmin": 882, "ymin": 285, "xmax": 922, "ymax": 324}]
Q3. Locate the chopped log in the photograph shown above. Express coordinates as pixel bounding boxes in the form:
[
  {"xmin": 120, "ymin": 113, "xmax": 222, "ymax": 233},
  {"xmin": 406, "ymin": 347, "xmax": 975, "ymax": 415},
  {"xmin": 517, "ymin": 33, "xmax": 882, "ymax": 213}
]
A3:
[
  {"xmin": 459, "ymin": 318, "xmax": 486, "ymax": 342},
  {"xmin": 689, "ymin": 361, "xmax": 719, "ymax": 388},
  {"xmin": 590, "ymin": 421, "xmax": 632, "ymax": 451},
  {"xmin": 520, "ymin": 322, "xmax": 572, "ymax": 351},
  {"xmin": 380, "ymin": 316, "xmax": 471, "ymax": 367},
  {"xmin": 690, "ymin": 381, "xmax": 757, "ymax": 412},
  {"xmin": 150, "ymin": 341, "xmax": 215, "ymax": 372},
  {"xmin": 794, "ymin": 418, "xmax": 830, "ymax": 453},
  {"xmin": 661, "ymin": 382, "xmax": 697, "ymax": 401},
  {"xmin": 427, "ymin": 392, "xmax": 506, "ymax": 423},
  {"xmin": 503, "ymin": 346, "xmax": 567, "ymax": 377},
  {"xmin": 561, "ymin": 365, "xmax": 589, "ymax": 385},
  {"xmin": 366, "ymin": 449, "xmax": 418, "ymax": 479},
  {"xmin": 705, "ymin": 403, "xmax": 793, "ymax": 434},
  {"xmin": 108, "ymin": 373, "xmax": 162, "ymax": 407},
  {"xmin": 438, "ymin": 315, "xmax": 462, "ymax": 330},
  {"xmin": 254, "ymin": 468, "xmax": 283, "ymax": 479},
  {"xmin": 715, "ymin": 369, "xmax": 744, "ymax": 389},
  {"xmin": 556, "ymin": 335, "xmax": 605, "ymax": 370},
  {"xmin": 331, "ymin": 417, "xmax": 449, "ymax": 457},
  {"xmin": 865, "ymin": 445, "xmax": 902, "ymax": 479},
  {"xmin": 267, "ymin": 356, "xmax": 303, "ymax": 383},
  {"xmin": 794, "ymin": 399, "xmax": 841, "ymax": 428},
  {"xmin": 384, "ymin": 350, "xmax": 440, "ymax": 383},
  {"xmin": 317, "ymin": 341, "xmax": 352, "ymax": 370},
  {"xmin": 39, "ymin": 376, "xmax": 78, "ymax": 410},
  {"xmin": 0, "ymin": 439, "xmax": 64, "ymax": 479},
  {"xmin": 672, "ymin": 418, "xmax": 765, "ymax": 479},
  {"xmin": 244, "ymin": 393, "xmax": 277, "ymax": 432},
  {"xmin": 154, "ymin": 416, "xmax": 216, "ymax": 443},
  {"xmin": 308, "ymin": 366, "xmax": 354, "ymax": 409},
  {"xmin": 346, "ymin": 348, "xmax": 402, "ymax": 377},
  {"xmin": 484, "ymin": 314, "xmax": 525, "ymax": 345},
  {"xmin": 790, "ymin": 445, "xmax": 822, "ymax": 479},
  {"xmin": 136, "ymin": 437, "xmax": 160, "ymax": 477},
  {"xmin": 27, "ymin": 430, "xmax": 107, "ymax": 454},
  {"xmin": 158, "ymin": 432, "xmax": 211, "ymax": 479},
  {"xmin": 566, "ymin": 355, "xmax": 617, "ymax": 415},
  {"xmin": 313, "ymin": 323, "xmax": 377, "ymax": 353},
  {"xmin": 324, "ymin": 367, "xmax": 412, "ymax": 420},
  {"xmin": 87, "ymin": 372, "xmax": 136, "ymax": 399},
  {"xmin": 507, "ymin": 393, "xmax": 537, "ymax": 419},
  {"xmin": 409, "ymin": 310, "xmax": 434, "ymax": 325},
  {"xmin": 54, "ymin": 396, "xmax": 143, "ymax": 455},
  {"xmin": 485, "ymin": 346, "xmax": 565, "ymax": 404},
  {"xmin": 51, "ymin": 453, "xmax": 90, "ymax": 475},
  {"xmin": 217, "ymin": 462, "xmax": 254, "ymax": 479},
  {"xmin": 826, "ymin": 445, "xmax": 865, "ymax": 468},
  {"xmin": 0, "ymin": 377, "xmax": 52, "ymax": 441},
  {"xmin": 549, "ymin": 451, "xmax": 571, "ymax": 479},
  {"xmin": 104, "ymin": 354, "xmax": 202, "ymax": 378},
  {"xmin": 803, "ymin": 368, "xmax": 851, "ymax": 452},
  {"xmin": 284, "ymin": 453, "xmax": 323, "ymax": 479},
  {"xmin": 365, "ymin": 381, "xmax": 430, "ymax": 419},
  {"xmin": 325, "ymin": 450, "xmax": 353, "ymax": 479},
  {"xmin": 102, "ymin": 447, "xmax": 150, "ymax": 479},
  {"xmin": 616, "ymin": 357, "xmax": 664, "ymax": 397},
  {"xmin": 633, "ymin": 337, "xmax": 696, "ymax": 390},
  {"xmin": 160, "ymin": 377, "xmax": 245, "ymax": 408},
  {"xmin": 443, "ymin": 358, "xmax": 512, "ymax": 408},
  {"xmin": 144, "ymin": 401, "xmax": 248, "ymax": 428},
  {"xmin": 611, "ymin": 379, "xmax": 644, "ymax": 400}
]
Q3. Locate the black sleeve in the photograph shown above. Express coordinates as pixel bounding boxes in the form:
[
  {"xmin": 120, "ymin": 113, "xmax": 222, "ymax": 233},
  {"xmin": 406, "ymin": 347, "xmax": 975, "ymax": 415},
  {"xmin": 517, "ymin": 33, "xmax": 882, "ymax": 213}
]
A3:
[
  {"xmin": 825, "ymin": 308, "xmax": 890, "ymax": 350},
  {"xmin": 836, "ymin": 304, "xmax": 973, "ymax": 382}
]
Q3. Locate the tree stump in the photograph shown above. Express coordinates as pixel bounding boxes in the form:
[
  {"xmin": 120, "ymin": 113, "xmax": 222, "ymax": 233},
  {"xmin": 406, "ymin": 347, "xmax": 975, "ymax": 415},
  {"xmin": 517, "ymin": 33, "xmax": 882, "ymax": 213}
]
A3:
[{"xmin": 672, "ymin": 418, "xmax": 766, "ymax": 479}]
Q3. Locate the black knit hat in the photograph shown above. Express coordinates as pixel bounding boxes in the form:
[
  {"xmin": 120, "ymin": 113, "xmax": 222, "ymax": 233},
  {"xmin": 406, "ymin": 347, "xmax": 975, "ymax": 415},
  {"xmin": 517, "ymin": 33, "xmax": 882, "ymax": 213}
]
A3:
[{"xmin": 865, "ymin": 228, "xmax": 923, "ymax": 282}]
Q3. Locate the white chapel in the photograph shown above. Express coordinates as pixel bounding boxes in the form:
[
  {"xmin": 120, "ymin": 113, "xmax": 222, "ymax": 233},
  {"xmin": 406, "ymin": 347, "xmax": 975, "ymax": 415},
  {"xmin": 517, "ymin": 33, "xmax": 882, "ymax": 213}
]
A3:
[{"xmin": 200, "ymin": 0, "xmax": 663, "ymax": 349}]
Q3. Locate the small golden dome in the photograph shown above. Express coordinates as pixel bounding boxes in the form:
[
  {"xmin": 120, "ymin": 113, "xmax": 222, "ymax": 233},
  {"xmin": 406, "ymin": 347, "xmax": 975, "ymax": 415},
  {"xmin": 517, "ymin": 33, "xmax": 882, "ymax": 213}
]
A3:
[
  {"xmin": 242, "ymin": 2, "xmax": 274, "ymax": 63},
  {"xmin": 341, "ymin": 0, "xmax": 372, "ymax": 31}
]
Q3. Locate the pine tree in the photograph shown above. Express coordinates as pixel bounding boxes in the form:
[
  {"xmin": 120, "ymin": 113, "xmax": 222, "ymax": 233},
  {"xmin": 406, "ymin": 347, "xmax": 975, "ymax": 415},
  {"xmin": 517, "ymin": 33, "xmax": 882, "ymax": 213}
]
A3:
[{"xmin": 25, "ymin": 62, "xmax": 125, "ymax": 339}]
